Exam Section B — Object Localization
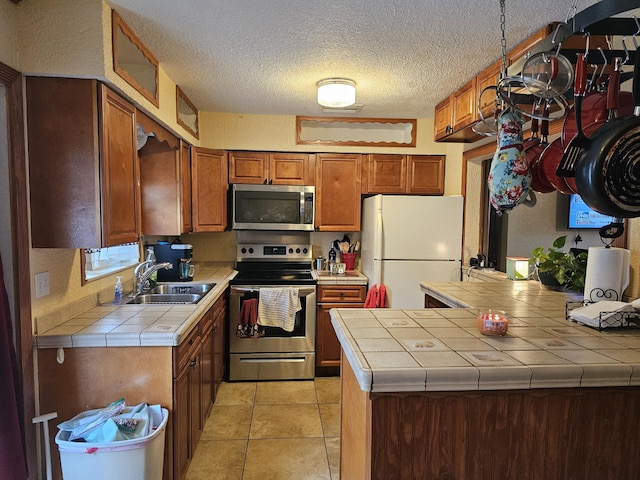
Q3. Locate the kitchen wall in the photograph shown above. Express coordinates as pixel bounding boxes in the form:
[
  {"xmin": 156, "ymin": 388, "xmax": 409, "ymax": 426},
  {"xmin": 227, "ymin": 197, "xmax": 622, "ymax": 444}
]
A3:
[{"xmin": 0, "ymin": 1, "xmax": 17, "ymax": 68}]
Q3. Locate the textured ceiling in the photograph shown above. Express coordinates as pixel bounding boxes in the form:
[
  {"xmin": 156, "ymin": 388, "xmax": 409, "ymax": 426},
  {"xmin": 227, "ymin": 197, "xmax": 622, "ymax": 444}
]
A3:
[{"xmin": 107, "ymin": 0, "xmax": 601, "ymax": 119}]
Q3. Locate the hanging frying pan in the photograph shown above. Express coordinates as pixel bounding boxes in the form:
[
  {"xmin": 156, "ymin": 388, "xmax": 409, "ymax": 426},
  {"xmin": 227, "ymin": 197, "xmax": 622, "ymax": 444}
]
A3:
[
  {"xmin": 575, "ymin": 51, "xmax": 640, "ymax": 218},
  {"xmin": 538, "ymin": 137, "xmax": 574, "ymax": 194}
]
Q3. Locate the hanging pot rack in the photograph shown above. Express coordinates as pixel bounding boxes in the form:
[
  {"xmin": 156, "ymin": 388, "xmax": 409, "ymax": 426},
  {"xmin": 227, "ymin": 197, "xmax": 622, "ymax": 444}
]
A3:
[
  {"xmin": 474, "ymin": 0, "xmax": 640, "ymax": 136},
  {"xmin": 510, "ymin": 0, "xmax": 640, "ymax": 77}
]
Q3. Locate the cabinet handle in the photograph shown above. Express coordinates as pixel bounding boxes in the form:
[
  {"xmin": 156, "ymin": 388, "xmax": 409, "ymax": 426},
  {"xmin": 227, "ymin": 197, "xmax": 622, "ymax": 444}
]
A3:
[
  {"xmin": 190, "ymin": 358, "xmax": 197, "ymax": 368},
  {"xmin": 263, "ymin": 178, "xmax": 268, "ymax": 184},
  {"xmin": 188, "ymin": 339, "xmax": 194, "ymax": 346}
]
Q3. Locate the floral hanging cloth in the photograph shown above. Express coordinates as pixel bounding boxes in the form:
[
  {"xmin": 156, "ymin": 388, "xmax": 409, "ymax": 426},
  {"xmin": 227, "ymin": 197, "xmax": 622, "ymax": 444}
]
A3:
[{"xmin": 487, "ymin": 109, "xmax": 533, "ymax": 214}]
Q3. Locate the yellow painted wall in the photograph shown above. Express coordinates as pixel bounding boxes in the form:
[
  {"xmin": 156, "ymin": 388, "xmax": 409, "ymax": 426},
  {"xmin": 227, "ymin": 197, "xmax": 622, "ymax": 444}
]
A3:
[{"xmin": 0, "ymin": 2, "xmax": 18, "ymax": 68}]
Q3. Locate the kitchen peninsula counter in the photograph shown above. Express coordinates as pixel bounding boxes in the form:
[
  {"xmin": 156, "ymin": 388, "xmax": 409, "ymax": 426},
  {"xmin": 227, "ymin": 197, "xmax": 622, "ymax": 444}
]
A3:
[{"xmin": 331, "ymin": 280, "xmax": 640, "ymax": 479}]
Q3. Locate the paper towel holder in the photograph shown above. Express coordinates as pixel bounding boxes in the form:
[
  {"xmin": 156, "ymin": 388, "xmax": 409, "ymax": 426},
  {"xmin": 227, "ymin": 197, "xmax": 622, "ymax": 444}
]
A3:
[{"xmin": 598, "ymin": 220, "xmax": 624, "ymax": 248}]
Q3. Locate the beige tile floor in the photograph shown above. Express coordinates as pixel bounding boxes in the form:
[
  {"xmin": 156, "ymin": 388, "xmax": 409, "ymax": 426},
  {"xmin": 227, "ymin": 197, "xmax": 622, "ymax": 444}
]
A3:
[{"xmin": 186, "ymin": 377, "xmax": 341, "ymax": 480}]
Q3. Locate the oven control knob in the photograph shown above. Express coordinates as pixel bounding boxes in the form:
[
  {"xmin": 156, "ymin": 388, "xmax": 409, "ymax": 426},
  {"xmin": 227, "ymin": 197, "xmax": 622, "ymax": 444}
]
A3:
[
  {"xmin": 302, "ymin": 248, "xmax": 308, "ymax": 254},
  {"xmin": 296, "ymin": 248, "xmax": 301, "ymax": 254},
  {"xmin": 241, "ymin": 248, "xmax": 247, "ymax": 254},
  {"xmin": 248, "ymin": 248, "xmax": 254, "ymax": 254},
  {"xmin": 288, "ymin": 248, "xmax": 293, "ymax": 254}
]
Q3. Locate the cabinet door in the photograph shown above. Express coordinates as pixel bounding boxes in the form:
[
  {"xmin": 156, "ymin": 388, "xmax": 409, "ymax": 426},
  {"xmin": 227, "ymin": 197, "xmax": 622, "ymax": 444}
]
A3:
[
  {"xmin": 228, "ymin": 151, "xmax": 268, "ymax": 184},
  {"xmin": 190, "ymin": 350, "xmax": 203, "ymax": 457},
  {"xmin": 173, "ymin": 363, "xmax": 191, "ymax": 480},
  {"xmin": 434, "ymin": 95, "xmax": 453, "ymax": 141},
  {"xmin": 180, "ymin": 141, "xmax": 193, "ymax": 233},
  {"xmin": 27, "ymin": 77, "xmax": 102, "ymax": 248},
  {"xmin": 213, "ymin": 297, "xmax": 227, "ymax": 401},
  {"xmin": 406, "ymin": 155, "xmax": 445, "ymax": 194},
  {"xmin": 452, "ymin": 77, "xmax": 477, "ymax": 133},
  {"xmin": 139, "ymin": 140, "xmax": 182, "ymax": 236},
  {"xmin": 201, "ymin": 320, "xmax": 214, "ymax": 421},
  {"xmin": 99, "ymin": 85, "xmax": 140, "ymax": 246},
  {"xmin": 269, "ymin": 153, "xmax": 314, "ymax": 185},
  {"xmin": 366, "ymin": 154, "xmax": 406, "ymax": 193},
  {"xmin": 192, "ymin": 148, "xmax": 228, "ymax": 232},
  {"xmin": 315, "ymin": 153, "xmax": 363, "ymax": 231},
  {"xmin": 317, "ymin": 302, "xmax": 364, "ymax": 370},
  {"xmin": 476, "ymin": 60, "xmax": 501, "ymax": 122}
]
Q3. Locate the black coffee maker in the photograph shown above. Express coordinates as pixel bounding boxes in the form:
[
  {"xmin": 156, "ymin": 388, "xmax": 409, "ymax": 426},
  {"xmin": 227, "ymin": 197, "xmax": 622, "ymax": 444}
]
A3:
[{"xmin": 153, "ymin": 243, "xmax": 194, "ymax": 281}]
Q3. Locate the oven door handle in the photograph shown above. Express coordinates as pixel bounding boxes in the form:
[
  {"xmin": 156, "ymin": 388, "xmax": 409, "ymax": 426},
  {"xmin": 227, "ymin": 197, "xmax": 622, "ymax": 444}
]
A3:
[{"xmin": 230, "ymin": 286, "xmax": 316, "ymax": 296}]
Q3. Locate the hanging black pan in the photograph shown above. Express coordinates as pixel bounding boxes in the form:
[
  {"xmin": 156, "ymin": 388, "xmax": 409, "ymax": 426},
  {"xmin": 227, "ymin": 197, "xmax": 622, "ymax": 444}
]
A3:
[{"xmin": 575, "ymin": 51, "xmax": 640, "ymax": 218}]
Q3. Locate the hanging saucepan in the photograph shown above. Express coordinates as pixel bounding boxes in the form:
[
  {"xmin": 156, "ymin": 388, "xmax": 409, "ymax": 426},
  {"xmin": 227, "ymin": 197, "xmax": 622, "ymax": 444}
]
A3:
[
  {"xmin": 561, "ymin": 90, "xmax": 633, "ymax": 148},
  {"xmin": 526, "ymin": 103, "xmax": 555, "ymax": 193},
  {"xmin": 575, "ymin": 51, "xmax": 640, "ymax": 218}
]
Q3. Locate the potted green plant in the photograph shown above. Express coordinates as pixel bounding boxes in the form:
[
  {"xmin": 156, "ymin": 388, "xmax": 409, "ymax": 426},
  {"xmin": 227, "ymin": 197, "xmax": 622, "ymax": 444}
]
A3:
[{"xmin": 528, "ymin": 235, "xmax": 588, "ymax": 293}]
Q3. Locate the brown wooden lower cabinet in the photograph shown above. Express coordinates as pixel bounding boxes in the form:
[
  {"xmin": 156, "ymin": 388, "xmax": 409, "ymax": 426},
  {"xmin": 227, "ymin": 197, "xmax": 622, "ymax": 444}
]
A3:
[
  {"xmin": 424, "ymin": 293, "xmax": 450, "ymax": 308},
  {"xmin": 36, "ymin": 293, "xmax": 228, "ymax": 480},
  {"xmin": 316, "ymin": 285, "xmax": 366, "ymax": 376},
  {"xmin": 341, "ymin": 356, "xmax": 640, "ymax": 480}
]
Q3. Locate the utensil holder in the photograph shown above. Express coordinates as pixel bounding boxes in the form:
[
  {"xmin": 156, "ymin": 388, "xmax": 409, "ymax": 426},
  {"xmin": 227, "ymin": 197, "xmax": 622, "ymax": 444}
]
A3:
[{"xmin": 341, "ymin": 252, "xmax": 357, "ymax": 270}]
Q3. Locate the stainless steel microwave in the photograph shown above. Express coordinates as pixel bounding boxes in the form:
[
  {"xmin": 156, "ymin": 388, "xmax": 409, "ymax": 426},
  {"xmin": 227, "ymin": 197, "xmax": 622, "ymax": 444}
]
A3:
[{"xmin": 232, "ymin": 184, "xmax": 315, "ymax": 231}]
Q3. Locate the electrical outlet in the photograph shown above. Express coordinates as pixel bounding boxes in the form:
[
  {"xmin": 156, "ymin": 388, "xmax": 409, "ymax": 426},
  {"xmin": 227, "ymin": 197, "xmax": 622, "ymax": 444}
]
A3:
[{"xmin": 35, "ymin": 272, "xmax": 50, "ymax": 298}]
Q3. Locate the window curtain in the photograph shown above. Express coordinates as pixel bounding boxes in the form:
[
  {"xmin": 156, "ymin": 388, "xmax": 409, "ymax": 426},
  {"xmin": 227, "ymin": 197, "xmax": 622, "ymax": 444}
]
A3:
[{"xmin": 0, "ymin": 252, "xmax": 27, "ymax": 479}]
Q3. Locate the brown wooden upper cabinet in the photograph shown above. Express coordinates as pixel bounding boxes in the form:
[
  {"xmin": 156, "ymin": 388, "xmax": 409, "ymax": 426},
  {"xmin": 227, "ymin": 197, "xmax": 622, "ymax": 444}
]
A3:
[
  {"xmin": 433, "ymin": 23, "xmax": 559, "ymax": 143},
  {"xmin": 27, "ymin": 77, "xmax": 139, "ymax": 248},
  {"xmin": 228, "ymin": 151, "xmax": 314, "ymax": 185},
  {"xmin": 434, "ymin": 78, "xmax": 480, "ymax": 143},
  {"xmin": 315, "ymin": 153, "xmax": 363, "ymax": 231},
  {"xmin": 476, "ymin": 59, "xmax": 501, "ymax": 121},
  {"xmin": 138, "ymin": 111, "xmax": 194, "ymax": 236},
  {"xmin": 365, "ymin": 154, "xmax": 444, "ymax": 195},
  {"xmin": 192, "ymin": 147, "xmax": 228, "ymax": 232}
]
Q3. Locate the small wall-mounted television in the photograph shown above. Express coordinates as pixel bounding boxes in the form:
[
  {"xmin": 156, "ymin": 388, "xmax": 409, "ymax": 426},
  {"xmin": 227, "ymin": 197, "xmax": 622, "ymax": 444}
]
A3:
[{"xmin": 567, "ymin": 194, "xmax": 614, "ymax": 229}]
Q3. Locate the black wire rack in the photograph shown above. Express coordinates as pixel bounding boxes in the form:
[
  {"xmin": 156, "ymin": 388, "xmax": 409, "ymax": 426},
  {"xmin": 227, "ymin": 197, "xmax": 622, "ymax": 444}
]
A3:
[{"xmin": 565, "ymin": 300, "xmax": 640, "ymax": 331}]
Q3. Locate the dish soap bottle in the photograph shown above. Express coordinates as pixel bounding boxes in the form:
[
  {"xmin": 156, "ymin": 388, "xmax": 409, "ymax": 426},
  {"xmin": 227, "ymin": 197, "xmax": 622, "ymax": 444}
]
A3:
[
  {"xmin": 114, "ymin": 276, "xmax": 123, "ymax": 304},
  {"xmin": 146, "ymin": 246, "xmax": 157, "ymax": 287}
]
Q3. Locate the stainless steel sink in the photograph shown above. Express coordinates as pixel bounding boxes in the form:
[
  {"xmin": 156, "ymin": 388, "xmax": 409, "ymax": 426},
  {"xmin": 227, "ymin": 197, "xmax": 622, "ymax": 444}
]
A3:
[
  {"xmin": 149, "ymin": 283, "xmax": 215, "ymax": 295},
  {"xmin": 127, "ymin": 293, "xmax": 203, "ymax": 304},
  {"xmin": 126, "ymin": 283, "xmax": 216, "ymax": 305}
]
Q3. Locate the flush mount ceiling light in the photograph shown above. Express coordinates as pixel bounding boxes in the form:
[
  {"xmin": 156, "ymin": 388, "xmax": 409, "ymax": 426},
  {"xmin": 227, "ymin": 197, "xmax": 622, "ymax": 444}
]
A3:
[{"xmin": 317, "ymin": 78, "xmax": 356, "ymax": 108}]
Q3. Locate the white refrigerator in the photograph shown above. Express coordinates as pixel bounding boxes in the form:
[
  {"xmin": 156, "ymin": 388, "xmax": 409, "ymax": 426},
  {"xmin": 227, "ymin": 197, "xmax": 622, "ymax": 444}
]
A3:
[{"xmin": 360, "ymin": 195, "xmax": 463, "ymax": 309}]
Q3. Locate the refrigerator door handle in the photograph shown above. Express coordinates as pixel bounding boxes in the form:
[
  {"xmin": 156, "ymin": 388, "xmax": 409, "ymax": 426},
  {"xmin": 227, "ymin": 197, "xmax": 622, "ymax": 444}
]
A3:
[{"xmin": 375, "ymin": 198, "xmax": 383, "ymax": 261}]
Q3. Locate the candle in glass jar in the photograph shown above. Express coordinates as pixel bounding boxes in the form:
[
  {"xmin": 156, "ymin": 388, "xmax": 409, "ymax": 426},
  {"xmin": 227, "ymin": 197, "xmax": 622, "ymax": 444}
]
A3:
[{"xmin": 477, "ymin": 309, "xmax": 509, "ymax": 336}]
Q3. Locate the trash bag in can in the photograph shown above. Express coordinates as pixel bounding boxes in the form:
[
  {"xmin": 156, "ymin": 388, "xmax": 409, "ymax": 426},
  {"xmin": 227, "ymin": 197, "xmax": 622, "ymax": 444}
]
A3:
[{"xmin": 55, "ymin": 402, "xmax": 168, "ymax": 480}]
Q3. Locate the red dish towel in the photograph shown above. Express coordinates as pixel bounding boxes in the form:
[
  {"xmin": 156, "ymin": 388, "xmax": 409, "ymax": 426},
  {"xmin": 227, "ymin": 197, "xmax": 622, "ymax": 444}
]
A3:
[
  {"xmin": 236, "ymin": 298, "xmax": 262, "ymax": 338},
  {"xmin": 377, "ymin": 284, "xmax": 387, "ymax": 308},
  {"xmin": 364, "ymin": 285, "xmax": 378, "ymax": 308},
  {"xmin": 364, "ymin": 284, "xmax": 387, "ymax": 308}
]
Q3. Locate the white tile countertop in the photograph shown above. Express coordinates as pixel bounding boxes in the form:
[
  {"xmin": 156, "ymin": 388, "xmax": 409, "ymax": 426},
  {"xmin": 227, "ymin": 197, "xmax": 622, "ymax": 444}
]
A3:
[
  {"xmin": 34, "ymin": 263, "xmax": 237, "ymax": 349},
  {"xmin": 314, "ymin": 270, "xmax": 368, "ymax": 285},
  {"xmin": 330, "ymin": 280, "xmax": 640, "ymax": 393}
]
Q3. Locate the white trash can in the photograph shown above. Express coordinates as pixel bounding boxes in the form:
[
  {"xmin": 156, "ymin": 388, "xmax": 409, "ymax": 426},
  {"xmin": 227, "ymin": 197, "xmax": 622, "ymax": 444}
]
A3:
[{"xmin": 55, "ymin": 407, "xmax": 168, "ymax": 480}]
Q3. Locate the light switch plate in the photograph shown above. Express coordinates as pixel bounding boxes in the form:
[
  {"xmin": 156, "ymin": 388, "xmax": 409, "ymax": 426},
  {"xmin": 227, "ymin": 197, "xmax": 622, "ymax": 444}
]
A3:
[{"xmin": 35, "ymin": 271, "xmax": 50, "ymax": 298}]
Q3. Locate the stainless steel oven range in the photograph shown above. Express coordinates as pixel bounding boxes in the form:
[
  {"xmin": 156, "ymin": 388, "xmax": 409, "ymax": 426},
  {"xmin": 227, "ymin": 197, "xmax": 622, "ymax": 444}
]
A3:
[{"xmin": 229, "ymin": 242, "xmax": 316, "ymax": 381}]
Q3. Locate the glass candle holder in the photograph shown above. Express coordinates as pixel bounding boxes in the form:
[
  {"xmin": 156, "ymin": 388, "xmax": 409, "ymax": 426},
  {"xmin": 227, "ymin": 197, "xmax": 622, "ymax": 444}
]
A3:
[{"xmin": 477, "ymin": 309, "xmax": 509, "ymax": 336}]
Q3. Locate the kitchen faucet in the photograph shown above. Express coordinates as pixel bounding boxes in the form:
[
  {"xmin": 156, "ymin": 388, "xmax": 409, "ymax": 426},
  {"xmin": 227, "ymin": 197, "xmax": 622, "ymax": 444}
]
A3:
[{"xmin": 131, "ymin": 261, "xmax": 173, "ymax": 297}]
